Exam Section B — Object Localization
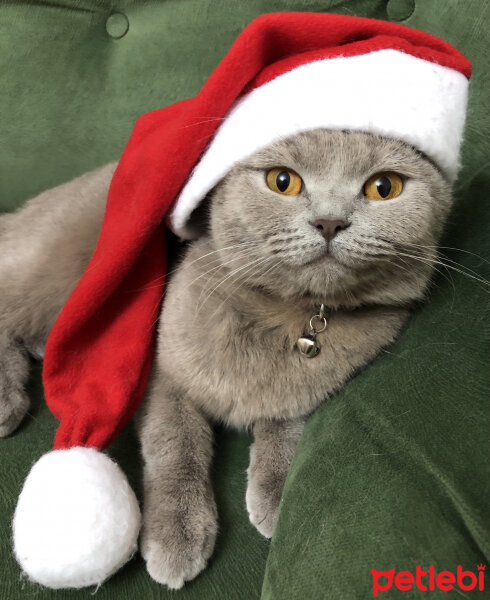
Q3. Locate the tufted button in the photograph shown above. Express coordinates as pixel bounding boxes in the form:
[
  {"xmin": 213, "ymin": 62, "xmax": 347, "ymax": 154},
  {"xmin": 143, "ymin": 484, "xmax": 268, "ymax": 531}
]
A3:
[
  {"xmin": 106, "ymin": 12, "xmax": 129, "ymax": 39},
  {"xmin": 386, "ymin": 0, "xmax": 415, "ymax": 21}
]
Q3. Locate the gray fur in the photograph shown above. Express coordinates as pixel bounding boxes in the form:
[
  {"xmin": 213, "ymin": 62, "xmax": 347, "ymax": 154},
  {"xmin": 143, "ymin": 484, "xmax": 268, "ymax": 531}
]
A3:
[
  {"xmin": 136, "ymin": 375, "xmax": 217, "ymax": 588},
  {"xmin": 0, "ymin": 333, "xmax": 30, "ymax": 437},
  {"xmin": 246, "ymin": 417, "xmax": 306, "ymax": 538},
  {"xmin": 0, "ymin": 131, "xmax": 452, "ymax": 587},
  {"xmin": 0, "ymin": 163, "xmax": 116, "ymax": 435}
]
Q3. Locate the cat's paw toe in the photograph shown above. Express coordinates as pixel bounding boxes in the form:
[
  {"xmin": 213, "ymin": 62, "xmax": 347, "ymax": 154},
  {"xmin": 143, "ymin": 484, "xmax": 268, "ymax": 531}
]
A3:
[
  {"xmin": 140, "ymin": 503, "xmax": 217, "ymax": 588},
  {"xmin": 0, "ymin": 390, "xmax": 29, "ymax": 437},
  {"xmin": 246, "ymin": 476, "xmax": 282, "ymax": 539},
  {"xmin": 142, "ymin": 538, "xmax": 209, "ymax": 589}
]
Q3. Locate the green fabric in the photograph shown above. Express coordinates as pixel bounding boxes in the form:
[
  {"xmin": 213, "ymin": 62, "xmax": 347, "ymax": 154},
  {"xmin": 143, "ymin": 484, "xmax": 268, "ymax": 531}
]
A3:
[{"xmin": 0, "ymin": 1, "xmax": 488, "ymax": 599}]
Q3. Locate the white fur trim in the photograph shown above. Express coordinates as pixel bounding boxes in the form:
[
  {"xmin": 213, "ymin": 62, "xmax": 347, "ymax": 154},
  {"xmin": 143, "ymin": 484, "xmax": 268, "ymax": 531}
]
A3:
[
  {"xmin": 13, "ymin": 447, "xmax": 141, "ymax": 589},
  {"xmin": 170, "ymin": 49, "xmax": 468, "ymax": 239}
]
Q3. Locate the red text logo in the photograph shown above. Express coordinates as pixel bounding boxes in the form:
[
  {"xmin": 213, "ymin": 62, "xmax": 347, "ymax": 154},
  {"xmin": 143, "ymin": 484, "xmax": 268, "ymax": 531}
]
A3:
[{"xmin": 371, "ymin": 564, "xmax": 485, "ymax": 596}]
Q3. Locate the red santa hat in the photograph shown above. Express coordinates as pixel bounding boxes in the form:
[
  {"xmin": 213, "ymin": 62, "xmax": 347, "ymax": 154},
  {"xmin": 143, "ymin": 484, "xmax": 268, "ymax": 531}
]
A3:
[{"xmin": 13, "ymin": 12, "xmax": 471, "ymax": 589}]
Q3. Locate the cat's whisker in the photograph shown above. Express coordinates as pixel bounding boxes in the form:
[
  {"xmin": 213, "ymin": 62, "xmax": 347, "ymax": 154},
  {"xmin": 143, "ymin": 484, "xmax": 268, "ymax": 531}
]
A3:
[
  {"xmin": 195, "ymin": 255, "xmax": 271, "ymax": 317},
  {"xmin": 339, "ymin": 238, "xmax": 488, "ymax": 287},
  {"xmin": 395, "ymin": 253, "xmax": 457, "ymax": 293},
  {"xmin": 193, "ymin": 250, "xmax": 260, "ymax": 309},
  {"xmin": 181, "ymin": 245, "xmax": 260, "ymax": 296},
  {"xmin": 419, "ymin": 253, "xmax": 485, "ymax": 283},
  {"xmin": 374, "ymin": 248, "xmax": 459, "ymax": 287},
  {"xmin": 362, "ymin": 237, "xmax": 489, "ymax": 284},
  {"xmin": 232, "ymin": 255, "xmax": 283, "ymax": 298},
  {"xmin": 393, "ymin": 245, "xmax": 489, "ymax": 283},
  {"xmin": 161, "ymin": 250, "xmax": 267, "ymax": 329},
  {"xmin": 205, "ymin": 256, "xmax": 283, "ymax": 323},
  {"xmin": 393, "ymin": 250, "xmax": 490, "ymax": 288},
  {"xmin": 359, "ymin": 252, "xmax": 431, "ymax": 286},
  {"xmin": 195, "ymin": 254, "xmax": 272, "ymax": 323},
  {"xmin": 388, "ymin": 260, "xmax": 456, "ymax": 307},
  {"xmin": 181, "ymin": 116, "xmax": 227, "ymax": 129},
  {"xmin": 356, "ymin": 237, "xmax": 489, "ymax": 288},
  {"xmin": 401, "ymin": 242, "xmax": 490, "ymax": 266},
  {"xmin": 398, "ymin": 242, "xmax": 490, "ymax": 279},
  {"xmin": 337, "ymin": 243, "xmax": 458, "ymax": 291},
  {"xmin": 136, "ymin": 242, "xmax": 256, "ymax": 292},
  {"xmin": 364, "ymin": 252, "xmax": 457, "ymax": 299},
  {"xmin": 166, "ymin": 242, "xmax": 256, "ymax": 277}
]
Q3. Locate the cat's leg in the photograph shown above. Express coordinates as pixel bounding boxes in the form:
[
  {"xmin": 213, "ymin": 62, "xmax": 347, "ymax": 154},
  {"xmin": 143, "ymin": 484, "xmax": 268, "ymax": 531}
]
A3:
[
  {"xmin": 0, "ymin": 333, "xmax": 30, "ymax": 437},
  {"xmin": 137, "ymin": 376, "xmax": 217, "ymax": 589},
  {"xmin": 246, "ymin": 417, "xmax": 305, "ymax": 538}
]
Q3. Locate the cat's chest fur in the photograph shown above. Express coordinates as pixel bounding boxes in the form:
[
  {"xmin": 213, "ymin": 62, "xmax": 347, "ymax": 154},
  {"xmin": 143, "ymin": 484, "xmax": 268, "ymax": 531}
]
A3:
[{"xmin": 156, "ymin": 239, "xmax": 409, "ymax": 428}]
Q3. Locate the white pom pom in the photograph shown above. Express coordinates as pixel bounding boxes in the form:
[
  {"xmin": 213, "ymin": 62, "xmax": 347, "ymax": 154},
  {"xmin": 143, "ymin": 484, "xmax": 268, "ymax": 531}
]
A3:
[{"xmin": 13, "ymin": 447, "xmax": 141, "ymax": 589}]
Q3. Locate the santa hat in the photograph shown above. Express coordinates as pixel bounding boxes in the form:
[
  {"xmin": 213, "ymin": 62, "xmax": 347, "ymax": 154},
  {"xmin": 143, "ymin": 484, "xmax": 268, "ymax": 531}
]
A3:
[{"xmin": 13, "ymin": 12, "xmax": 471, "ymax": 589}]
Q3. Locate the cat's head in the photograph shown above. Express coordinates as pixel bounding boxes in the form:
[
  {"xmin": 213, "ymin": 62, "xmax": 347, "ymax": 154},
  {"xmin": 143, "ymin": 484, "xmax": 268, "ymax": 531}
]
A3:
[{"xmin": 201, "ymin": 129, "xmax": 452, "ymax": 308}]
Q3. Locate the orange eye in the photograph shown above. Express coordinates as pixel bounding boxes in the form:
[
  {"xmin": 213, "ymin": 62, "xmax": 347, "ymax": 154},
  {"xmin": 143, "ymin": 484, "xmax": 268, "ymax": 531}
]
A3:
[
  {"xmin": 363, "ymin": 172, "xmax": 403, "ymax": 200},
  {"xmin": 266, "ymin": 168, "xmax": 303, "ymax": 196}
]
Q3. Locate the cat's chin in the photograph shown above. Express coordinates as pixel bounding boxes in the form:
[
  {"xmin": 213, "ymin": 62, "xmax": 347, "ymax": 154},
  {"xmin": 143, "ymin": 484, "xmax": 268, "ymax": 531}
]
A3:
[
  {"xmin": 304, "ymin": 253, "xmax": 353, "ymax": 280},
  {"xmin": 301, "ymin": 249, "xmax": 340, "ymax": 266}
]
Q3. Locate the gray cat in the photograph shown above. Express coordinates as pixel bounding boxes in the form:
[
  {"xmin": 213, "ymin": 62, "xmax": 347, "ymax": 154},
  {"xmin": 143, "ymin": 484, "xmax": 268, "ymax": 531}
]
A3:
[{"xmin": 0, "ymin": 130, "xmax": 451, "ymax": 588}]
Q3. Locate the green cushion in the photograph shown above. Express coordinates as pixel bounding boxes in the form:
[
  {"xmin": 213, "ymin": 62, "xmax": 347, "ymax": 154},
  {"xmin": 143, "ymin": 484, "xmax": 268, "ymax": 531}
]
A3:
[{"xmin": 0, "ymin": 1, "xmax": 488, "ymax": 599}]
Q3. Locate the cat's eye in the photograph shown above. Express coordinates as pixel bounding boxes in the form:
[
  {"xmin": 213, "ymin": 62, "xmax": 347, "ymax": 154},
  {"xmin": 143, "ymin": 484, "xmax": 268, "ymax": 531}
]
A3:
[
  {"xmin": 363, "ymin": 172, "xmax": 403, "ymax": 201},
  {"xmin": 266, "ymin": 168, "xmax": 303, "ymax": 196}
]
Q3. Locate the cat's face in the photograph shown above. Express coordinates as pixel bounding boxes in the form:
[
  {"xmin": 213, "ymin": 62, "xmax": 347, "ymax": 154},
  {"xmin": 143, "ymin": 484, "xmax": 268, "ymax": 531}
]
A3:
[{"xmin": 206, "ymin": 130, "xmax": 452, "ymax": 308}]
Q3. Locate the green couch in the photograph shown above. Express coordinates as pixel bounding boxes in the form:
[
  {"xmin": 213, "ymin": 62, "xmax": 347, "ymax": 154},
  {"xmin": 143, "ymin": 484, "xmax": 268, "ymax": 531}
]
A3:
[{"xmin": 1, "ymin": 1, "xmax": 488, "ymax": 598}]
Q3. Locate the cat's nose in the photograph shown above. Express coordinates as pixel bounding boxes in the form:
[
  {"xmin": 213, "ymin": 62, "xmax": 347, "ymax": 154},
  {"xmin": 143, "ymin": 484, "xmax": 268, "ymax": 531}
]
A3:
[{"xmin": 312, "ymin": 218, "xmax": 350, "ymax": 242}]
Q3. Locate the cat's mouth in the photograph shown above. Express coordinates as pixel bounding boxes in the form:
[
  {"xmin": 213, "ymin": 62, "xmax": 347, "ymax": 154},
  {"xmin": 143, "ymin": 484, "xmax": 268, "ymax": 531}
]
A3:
[
  {"xmin": 304, "ymin": 244, "xmax": 347, "ymax": 268},
  {"xmin": 318, "ymin": 252, "xmax": 338, "ymax": 264}
]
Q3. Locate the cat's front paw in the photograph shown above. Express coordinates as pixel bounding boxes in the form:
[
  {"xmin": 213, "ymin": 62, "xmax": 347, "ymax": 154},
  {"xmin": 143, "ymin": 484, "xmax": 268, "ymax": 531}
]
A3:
[
  {"xmin": 0, "ymin": 389, "xmax": 29, "ymax": 437},
  {"xmin": 140, "ymin": 496, "xmax": 218, "ymax": 589},
  {"xmin": 246, "ymin": 470, "xmax": 285, "ymax": 539}
]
